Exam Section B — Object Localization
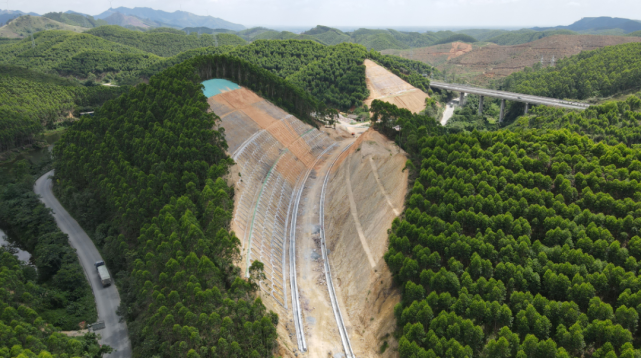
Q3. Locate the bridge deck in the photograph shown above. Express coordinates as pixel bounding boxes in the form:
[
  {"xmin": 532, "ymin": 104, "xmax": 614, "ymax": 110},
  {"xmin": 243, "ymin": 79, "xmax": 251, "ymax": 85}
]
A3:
[{"xmin": 430, "ymin": 81, "xmax": 590, "ymax": 110}]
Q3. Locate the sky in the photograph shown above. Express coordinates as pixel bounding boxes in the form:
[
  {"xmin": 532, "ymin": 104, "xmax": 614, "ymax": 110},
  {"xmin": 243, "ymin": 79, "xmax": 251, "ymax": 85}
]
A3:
[{"xmin": 5, "ymin": 0, "xmax": 641, "ymax": 28}]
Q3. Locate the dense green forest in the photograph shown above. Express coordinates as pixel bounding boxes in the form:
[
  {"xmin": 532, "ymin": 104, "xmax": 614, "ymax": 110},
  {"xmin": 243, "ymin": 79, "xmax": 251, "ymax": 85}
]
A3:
[
  {"xmin": 501, "ymin": 42, "xmax": 641, "ymax": 100},
  {"xmin": 0, "ymin": 65, "xmax": 128, "ymax": 152},
  {"xmin": 49, "ymin": 55, "xmax": 335, "ymax": 357},
  {"xmin": 229, "ymin": 39, "xmax": 331, "ymax": 78},
  {"xmin": 0, "ymin": 247, "xmax": 109, "ymax": 358},
  {"xmin": 0, "ymin": 159, "xmax": 110, "ymax": 357},
  {"xmin": 509, "ymin": 95, "xmax": 641, "ymax": 145},
  {"xmin": 485, "ymin": 29, "xmax": 577, "ymax": 45},
  {"xmin": 372, "ymin": 99, "xmax": 641, "ymax": 358},
  {"xmin": 287, "ymin": 43, "xmax": 369, "ymax": 110},
  {"xmin": 0, "ymin": 30, "xmax": 149, "ymax": 72},
  {"xmin": 86, "ymin": 26, "xmax": 246, "ymax": 57},
  {"xmin": 301, "ymin": 25, "xmax": 351, "ymax": 45}
]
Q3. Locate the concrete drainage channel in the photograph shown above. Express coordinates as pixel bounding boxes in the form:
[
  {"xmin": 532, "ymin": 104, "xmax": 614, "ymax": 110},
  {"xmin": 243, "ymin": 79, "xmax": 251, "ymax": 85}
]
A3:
[
  {"xmin": 319, "ymin": 143, "xmax": 355, "ymax": 358},
  {"xmin": 289, "ymin": 143, "xmax": 337, "ymax": 353}
]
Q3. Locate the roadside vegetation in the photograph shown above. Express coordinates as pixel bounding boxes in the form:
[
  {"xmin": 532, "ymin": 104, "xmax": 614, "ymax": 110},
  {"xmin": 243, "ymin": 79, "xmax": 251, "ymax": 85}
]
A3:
[{"xmin": 0, "ymin": 159, "xmax": 107, "ymax": 356}]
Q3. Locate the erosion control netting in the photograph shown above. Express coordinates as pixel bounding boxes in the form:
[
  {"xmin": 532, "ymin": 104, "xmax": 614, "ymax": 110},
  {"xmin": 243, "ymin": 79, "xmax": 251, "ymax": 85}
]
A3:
[{"xmin": 201, "ymin": 81, "xmax": 334, "ymax": 310}]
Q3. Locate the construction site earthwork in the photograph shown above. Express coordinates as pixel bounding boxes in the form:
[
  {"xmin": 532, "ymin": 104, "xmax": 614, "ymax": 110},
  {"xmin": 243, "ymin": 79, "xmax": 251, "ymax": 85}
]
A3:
[{"xmin": 203, "ymin": 59, "xmax": 426, "ymax": 358}]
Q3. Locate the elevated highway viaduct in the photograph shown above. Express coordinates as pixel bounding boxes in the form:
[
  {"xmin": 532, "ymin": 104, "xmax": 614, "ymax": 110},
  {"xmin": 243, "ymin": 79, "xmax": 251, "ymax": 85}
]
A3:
[{"xmin": 429, "ymin": 81, "xmax": 590, "ymax": 122}]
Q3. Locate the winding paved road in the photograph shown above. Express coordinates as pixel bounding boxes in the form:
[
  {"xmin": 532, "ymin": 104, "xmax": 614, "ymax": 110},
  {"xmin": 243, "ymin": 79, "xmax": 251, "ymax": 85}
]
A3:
[{"xmin": 35, "ymin": 170, "xmax": 132, "ymax": 358}]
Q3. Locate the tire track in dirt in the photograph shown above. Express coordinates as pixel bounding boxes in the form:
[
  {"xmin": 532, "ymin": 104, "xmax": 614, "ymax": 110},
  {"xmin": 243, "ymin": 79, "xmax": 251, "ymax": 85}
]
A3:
[
  {"xmin": 346, "ymin": 153, "xmax": 377, "ymax": 268},
  {"xmin": 368, "ymin": 157, "xmax": 400, "ymax": 216}
]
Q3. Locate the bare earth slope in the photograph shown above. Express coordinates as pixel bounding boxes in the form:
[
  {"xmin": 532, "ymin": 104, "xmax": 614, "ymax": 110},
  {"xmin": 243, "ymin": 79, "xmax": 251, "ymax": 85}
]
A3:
[
  {"xmin": 382, "ymin": 35, "xmax": 641, "ymax": 84},
  {"xmin": 322, "ymin": 129, "xmax": 407, "ymax": 358},
  {"xmin": 364, "ymin": 59, "xmax": 429, "ymax": 113},
  {"xmin": 206, "ymin": 83, "xmax": 408, "ymax": 358}
]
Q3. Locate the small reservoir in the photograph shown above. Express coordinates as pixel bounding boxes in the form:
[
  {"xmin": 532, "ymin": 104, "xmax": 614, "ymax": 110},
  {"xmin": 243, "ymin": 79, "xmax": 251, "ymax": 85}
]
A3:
[{"xmin": 201, "ymin": 79, "xmax": 240, "ymax": 98}]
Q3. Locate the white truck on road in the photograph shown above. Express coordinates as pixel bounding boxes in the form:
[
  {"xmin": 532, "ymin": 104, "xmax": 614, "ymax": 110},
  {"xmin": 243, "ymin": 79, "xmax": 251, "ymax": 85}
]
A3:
[{"xmin": 95, "ymin": 261, "xmax": 112, "ymax": 287}]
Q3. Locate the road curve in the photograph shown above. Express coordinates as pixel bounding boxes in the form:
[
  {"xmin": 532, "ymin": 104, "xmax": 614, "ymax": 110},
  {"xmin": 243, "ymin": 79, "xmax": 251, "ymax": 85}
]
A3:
[{"xmin": 35, "ymin": 170, "xmax": 132, "ymax": 358}]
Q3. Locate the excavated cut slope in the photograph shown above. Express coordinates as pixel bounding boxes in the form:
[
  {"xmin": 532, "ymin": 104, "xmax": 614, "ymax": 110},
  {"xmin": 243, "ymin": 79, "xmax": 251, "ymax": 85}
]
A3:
[
  {"xmin": 322, "ymin": 129, "xmax": 408, "ymax": 357},
  {"xmin": 364, "ymin": 59, "xmax": 429, "ymax": 114},
  {"xmin": 205, "ymin": 81, "xmax": 336, "ymax": 356},
  {"xmin": 204, "ymin": 80, "xmax": 408, "ymax": 358}
]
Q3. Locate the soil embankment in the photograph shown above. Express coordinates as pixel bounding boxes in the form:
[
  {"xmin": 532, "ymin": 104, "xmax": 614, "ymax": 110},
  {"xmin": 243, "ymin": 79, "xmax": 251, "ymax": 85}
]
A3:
[
  {"xmin": 206, "ymin": 81, "xmax": 407, "ymax": 358},
  {"xmin": 206, "ymin": 83, "xmax": 335, "ymax": 357},
  {"xmin": 321, "ymin": 129, "xmax": 407, "ymax": 357},
  {"xmin": 364, "ymin": 59, "xmax": 429, "ymax": 113}
]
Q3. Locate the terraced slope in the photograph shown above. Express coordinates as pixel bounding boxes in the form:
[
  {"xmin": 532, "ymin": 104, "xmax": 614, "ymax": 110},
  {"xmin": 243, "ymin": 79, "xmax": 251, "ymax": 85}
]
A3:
[
  {"xmin": 204, "ymin": 81, "xmax": 409, "ymax": 358},
  {"xmin": 204, "ymin": 81, "xmax": 335, "ymax": 355}
]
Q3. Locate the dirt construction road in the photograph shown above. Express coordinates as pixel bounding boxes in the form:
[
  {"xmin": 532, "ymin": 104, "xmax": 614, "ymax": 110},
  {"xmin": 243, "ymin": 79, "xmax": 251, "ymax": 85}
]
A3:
[{"xmin": 34, "ymin": 170, "xmax": 132, "ymax": 358}]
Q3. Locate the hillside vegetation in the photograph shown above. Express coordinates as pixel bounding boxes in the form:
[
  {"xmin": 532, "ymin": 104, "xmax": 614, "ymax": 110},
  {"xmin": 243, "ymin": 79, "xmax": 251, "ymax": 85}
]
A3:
[
  {"xmin": 372, "ymin": 99, "xmax": 641, "ymax": 358},
  {"xmin": 0, "ymin": 65, "xmax": 128, "ymax": 152},
  {"xmin": 501, "ymin": 42, "xmax": 641, "ymax": 100},
  {"xmin": 510, "ymin": 95, "xmax": 641, "ymax": 146},
  {"xmin": 0, "ymin": 30, "xmax": 148, "ymax": 71},
  {"xmin": 0, "ymin": 29, "xmax": 240, "ymax": 83},
  {"xmin": 42, "ymin": 12, "xmax": 107, "ymax": 28},
  {"xmin": 0, "ymin": 27, "xmax": 437, "ymax": 120},
  {"xmin": 486, "ymin": 29, "xmax": 578, "ymax": 45},
  {"xmin": 288, "ymin": 43, "xmax": 369, "ymax": 109},
  {"xmin": 49, "ymin": 55, "xmax": 327, "ymax": 357},
  {"xmin": 86, "ymin": 25, "xmax": 246, "ymax": 56},
  {"xmin": 0, "ymin": 15, "xmax": 88, "ymax": 38}
]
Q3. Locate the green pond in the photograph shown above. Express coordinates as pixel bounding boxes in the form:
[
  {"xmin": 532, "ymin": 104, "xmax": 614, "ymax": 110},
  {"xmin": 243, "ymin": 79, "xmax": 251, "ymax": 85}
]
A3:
[{"xmin": 201, "ymin": 79, "xmax": 240, "ymax": 98}]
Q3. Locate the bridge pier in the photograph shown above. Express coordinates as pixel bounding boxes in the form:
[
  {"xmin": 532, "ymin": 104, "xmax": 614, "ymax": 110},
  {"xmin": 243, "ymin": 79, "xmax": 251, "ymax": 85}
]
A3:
[
  {"xmin": 524, "ymin": 103, "xmax": 529, "ymax": 115},
  {"xmin": 499, "ymin": 99, "xmax": 505, "ymax": 123},
  {"xmin": 459, "ymin": 92, "xmax": 465, "ymax": 106},
  {"xmin": 478, "ymin": 96, "xmax": 484, "ymax": 115}
]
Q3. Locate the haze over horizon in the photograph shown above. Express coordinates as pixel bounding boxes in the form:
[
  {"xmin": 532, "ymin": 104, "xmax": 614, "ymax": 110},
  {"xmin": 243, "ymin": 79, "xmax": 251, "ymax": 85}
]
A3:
[{"xmin": 3, "ymin": 0, "xmax": 640, "ymax": 28}]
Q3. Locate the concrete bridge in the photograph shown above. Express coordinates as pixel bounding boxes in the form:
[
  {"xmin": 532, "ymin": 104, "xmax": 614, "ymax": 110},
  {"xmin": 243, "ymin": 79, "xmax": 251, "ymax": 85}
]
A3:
[{"xmin": 429, "ymin": 81, "xmax": 590, "ymax": 122}]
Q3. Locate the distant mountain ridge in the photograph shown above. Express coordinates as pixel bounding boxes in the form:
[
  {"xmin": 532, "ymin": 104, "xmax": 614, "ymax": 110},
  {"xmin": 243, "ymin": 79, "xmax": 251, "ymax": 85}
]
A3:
[
  {"xmin": 0, "ymin": 9, "xmax": 39, "ymax": 25},
  {"xmin": 95, "ymin": 7, "xmax": 244, "ymax": 31},
  {"xmin": 533, "ymin": 16, "xmax": 641, "ymax": 34}
]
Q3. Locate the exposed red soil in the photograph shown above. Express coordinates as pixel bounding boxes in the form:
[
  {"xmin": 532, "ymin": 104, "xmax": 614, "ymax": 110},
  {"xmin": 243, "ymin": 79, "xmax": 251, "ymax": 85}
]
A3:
[{"xmin": 382, "ymin": 35, "xmax": 641, "ymax": 84}]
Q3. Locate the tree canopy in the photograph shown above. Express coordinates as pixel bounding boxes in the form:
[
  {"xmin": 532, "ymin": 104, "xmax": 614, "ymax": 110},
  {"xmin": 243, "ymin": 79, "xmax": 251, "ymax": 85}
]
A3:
[
  {"xmin": 52, "ymin": 56, "xmax": 285, "ymax": 358},
  {"xmin": 372, "ymin": 98, "xmax": 641, "ymax": 358}
]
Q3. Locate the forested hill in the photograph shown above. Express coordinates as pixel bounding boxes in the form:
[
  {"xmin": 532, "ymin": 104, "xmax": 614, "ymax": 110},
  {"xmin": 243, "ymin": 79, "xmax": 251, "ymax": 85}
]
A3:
[
  {"xmin": 51, "ymin": 54, "xmax": 326, "ymax": 357},
  {"xmin": 500, "ymin": 42, "xmax": 641, "ymax": 100},
  {"xmin": 509, "ymin": 94, "xmax": 641, "ymax": 146},
  {"xmin": 0, "ymin": 64, "xmax": 127, "ymax": 152},
  {"xmin": 370, "ymin": 99, "xmax": 641, "ymax": 358},
  {"xmin": 86, "ymin": 25, "xmax": 246, "ymax": 56}
]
